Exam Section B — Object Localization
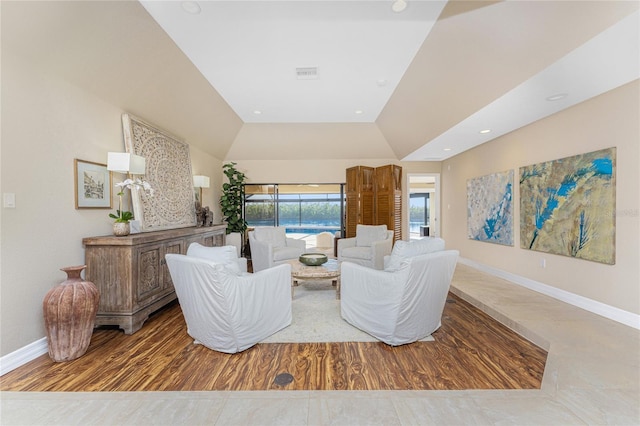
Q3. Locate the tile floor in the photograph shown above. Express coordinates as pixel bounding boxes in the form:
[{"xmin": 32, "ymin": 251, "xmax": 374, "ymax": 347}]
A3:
[{"xmin": 1, "ymin": 263, "xmax": 639, "ymax": 425}]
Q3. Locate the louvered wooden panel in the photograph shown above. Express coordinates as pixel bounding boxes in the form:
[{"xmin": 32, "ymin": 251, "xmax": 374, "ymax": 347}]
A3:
[
  {"xmin": 376, "ymin": 193, "xmax": 391, "ymax": 230},
  {"xmin": 361, "ymin": 191, "xmax": 375, "ymax": 226},
  {"xmin": 346, "ymin": 192, "xmax": 359, "ymax": 238},
  {"xmin": 393, "ymin": 165, "xmax": 402, "ymax": 190},
  {"xmin": 374, "ymin": 165, "xmax": 402, "ymax": 243},
  {"xmin": 345, "ymin": 167, "xmax": 359, "ymax": 238},
  {"xmin": 361, "ymin": 167, "xmax": 375, "ymax": 192},
  {"xmin": 346, "ymin": 166, "xmax": 359, "ymax": 192},
  {"xmin": 345, "ymin": 166, "xmax": 376, "ymax": 238},
  {"xmin": 375, "ymin": 166, "xmax": 391, "ymax": 191}
]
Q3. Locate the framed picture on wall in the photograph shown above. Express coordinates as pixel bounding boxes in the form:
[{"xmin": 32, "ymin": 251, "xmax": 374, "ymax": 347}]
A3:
[{"xmin": 74, "ymin": 159, "xmax": 112, "ymax": 209}]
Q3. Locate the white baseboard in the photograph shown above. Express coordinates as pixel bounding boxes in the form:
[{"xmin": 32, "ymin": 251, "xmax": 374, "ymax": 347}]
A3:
[
  {"xmin": 459, "ymin": 257, "xmax": 640, "ymax": 330},
  {"xmin": 0, "ymin": 337, "xmax": 48, "ymax": 376}
]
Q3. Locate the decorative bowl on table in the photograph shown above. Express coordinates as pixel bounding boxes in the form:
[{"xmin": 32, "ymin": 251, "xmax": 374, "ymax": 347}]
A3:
[{"xmin": 299, "ymin": 253, "xmax": 328, "ymax": 266}]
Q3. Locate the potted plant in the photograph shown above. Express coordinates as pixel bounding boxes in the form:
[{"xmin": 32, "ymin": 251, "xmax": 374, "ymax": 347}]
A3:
[
  {"xmin": 220, "ymin": 162, "xmax": 248, "ymax": 255},
  {"xmin": 109, "ymin": 178, "xmax": 153, "ymax": 236}
]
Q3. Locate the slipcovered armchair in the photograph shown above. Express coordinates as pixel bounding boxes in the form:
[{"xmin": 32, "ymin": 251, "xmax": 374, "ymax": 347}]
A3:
[
  {"xmin": 340, "ymin": 246, "xmax": 459, "ymax": 346},
  {"xmin": 337, "ymin": 224, "xmax": 394, "ymax": 270},
  {"xmin": 165, "ymin": 253, "xmax": 292, "ymax": 354},
  {"xmin": 248, "ymin": 226, "xmax": 306, "ymax": 272}
]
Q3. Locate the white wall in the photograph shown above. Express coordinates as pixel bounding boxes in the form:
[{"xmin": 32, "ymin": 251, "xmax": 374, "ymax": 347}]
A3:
[
  {"xmin": 442, "ymin": 80, "xmax": 640, "ymax": 315},
  {"xmin": 0, "ymin": 52, "xmax": 222, "ymax": 356}
]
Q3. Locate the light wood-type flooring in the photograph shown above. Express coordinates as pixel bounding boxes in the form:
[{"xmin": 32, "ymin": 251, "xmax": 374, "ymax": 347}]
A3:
[{"xmin": 0, "ymin": 292, "xmax": 546, "ymax": 392}]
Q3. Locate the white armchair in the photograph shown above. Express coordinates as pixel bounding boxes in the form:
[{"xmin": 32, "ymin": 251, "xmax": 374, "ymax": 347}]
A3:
[
  {"xmin": 340, "ymin": 248, "xmax": 459, "ymax": 346},
  {"xmin": 337, "ymin": 224, "xmax": 393, "ymax": 270},
  {"xmin": 165, "ymin": 253, "xmax": 292, "ymax": 353},
  {"xmin": 248, "ymin": 227, "xmax": 306, "ymax": 272}
]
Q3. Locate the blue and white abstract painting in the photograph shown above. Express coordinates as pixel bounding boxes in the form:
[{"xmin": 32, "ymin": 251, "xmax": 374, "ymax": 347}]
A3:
[
  {"xmin": 467, "ymin": 170, "xmax": 514, "ymax": 246},
  {"xmin": 519, "ymin": 147, "xmax": 616, "ymax": 264}
]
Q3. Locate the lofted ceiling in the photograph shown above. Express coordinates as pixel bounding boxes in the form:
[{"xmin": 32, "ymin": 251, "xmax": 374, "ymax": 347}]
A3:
[
  {"xmin": 140, "ymin": 0, "xmax": 448, "ymax": 124},
  {"xmin": 141, "ymin": 0, "xmax": 639, "ymax": 161},
  {"xmin": 2, "ymin": 1, "xmax": 638, "ymax": 162}
]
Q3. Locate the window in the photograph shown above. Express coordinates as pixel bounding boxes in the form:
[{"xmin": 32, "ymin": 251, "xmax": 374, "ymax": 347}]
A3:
[
  {"xmin": 244, "ymin": 185, "xmax": 276, "ymax": 226},
  {"xmin": 245, "ymin": 184, "xmax": 344, "ymax": 235}
]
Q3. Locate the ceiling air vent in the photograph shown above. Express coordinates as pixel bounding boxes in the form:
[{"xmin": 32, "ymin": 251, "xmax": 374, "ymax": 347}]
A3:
[{"xmin": 296, "ymin": 67, "xmax": 318, "ymax": 80}]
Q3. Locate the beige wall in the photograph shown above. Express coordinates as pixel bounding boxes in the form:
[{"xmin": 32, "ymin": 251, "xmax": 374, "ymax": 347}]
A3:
[
  {"xmin": 227, "ymin": 124, "xmax": 397, "ymax": 161},
  {"xmin": 233, "ymin": 159, "xmax": 393, "ymax": 184},
  {"xmin": 191, "ymin": 147, "xmax": 223, "ymax": 222},
  {"xmin": 0, "ymin": 52, "xmax": 222, "ymax": 356},
  {"xmin": 442, "ymin": 80, "xmax": 640, "ymax": 315}
]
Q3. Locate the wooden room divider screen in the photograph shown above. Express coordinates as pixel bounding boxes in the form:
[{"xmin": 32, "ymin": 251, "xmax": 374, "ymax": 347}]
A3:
[{"xmin": 345, "ymin": 164, "xmax": 402, "ymax": 243}]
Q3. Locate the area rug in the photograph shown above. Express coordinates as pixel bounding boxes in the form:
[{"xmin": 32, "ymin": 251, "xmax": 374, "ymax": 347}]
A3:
[{"xmin": 261, "ymin": 280, "xmax": 434, "ymax": 343}]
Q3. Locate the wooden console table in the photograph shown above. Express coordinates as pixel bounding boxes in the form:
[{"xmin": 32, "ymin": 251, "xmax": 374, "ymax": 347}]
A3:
[{"xmin": 83, "ymin": 225, "xmax": 226, "ymax": 334}]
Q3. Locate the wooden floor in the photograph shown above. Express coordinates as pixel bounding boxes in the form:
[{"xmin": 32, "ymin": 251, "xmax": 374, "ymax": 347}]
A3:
[{"xmin": 0, "ymin": 293, "xmax": 547, "ymax": 392}]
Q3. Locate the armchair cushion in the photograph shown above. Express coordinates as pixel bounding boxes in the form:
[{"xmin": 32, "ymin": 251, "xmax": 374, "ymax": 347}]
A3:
[
  {"xmin": 385, "ymin": 237, "xmax": 446, "ymax": 272},
  {"xmin": 273, "ymin": 246, "xmax": 305, "ymax": 262},
  {"xmin": 253, "ymin": 226, "xmax": 287, "ymax": 248},
  {"xmin": 186, "ymin": 243, "xmax": 245, "ymax": 275},
  {"xmin": 341, "ymin": 246, "xmax": 373, "ymax": 261},
  {"xmin": 356, "ymin": 224, "xmax": 389, "ymax": 247}
]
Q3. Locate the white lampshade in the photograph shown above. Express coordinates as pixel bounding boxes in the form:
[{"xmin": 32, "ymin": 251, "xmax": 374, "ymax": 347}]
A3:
[
  {"xmin": 193, "ymin": 175, "xmax": 210, "ymax": 188},
  {"xmin": 107, "ymin": 152, "xmax": 146, "ymax": 174}
]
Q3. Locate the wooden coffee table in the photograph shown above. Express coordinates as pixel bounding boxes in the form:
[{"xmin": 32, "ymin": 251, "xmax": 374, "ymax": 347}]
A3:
[{"xmin": 287, "ymin": 258, "xmax": 341, "ymax": 299}]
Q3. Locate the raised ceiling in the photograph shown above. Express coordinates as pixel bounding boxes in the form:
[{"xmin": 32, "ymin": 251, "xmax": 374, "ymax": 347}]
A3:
[
  {"xmin": 140, "ymin": 0, "xmax": 447, "ymax": 124},
  {"xmin": 2, "ymin": 1, "xmax": 638, "ymax": 162},
  {"xmin": 141, "ymin": 0, "xmax": 640, "ymax": 161}
]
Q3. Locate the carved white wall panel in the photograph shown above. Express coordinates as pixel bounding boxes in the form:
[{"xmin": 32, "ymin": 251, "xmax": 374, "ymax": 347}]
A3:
[{"xmin": 122, "ymin": 114, "xmax": 196, "ymax": 232}]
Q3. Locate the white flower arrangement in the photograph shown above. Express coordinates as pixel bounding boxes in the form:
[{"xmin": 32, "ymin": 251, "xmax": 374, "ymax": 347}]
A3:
[{"xmin": 109, "ymin": 178, "xmax": 154, "ymax": 223}]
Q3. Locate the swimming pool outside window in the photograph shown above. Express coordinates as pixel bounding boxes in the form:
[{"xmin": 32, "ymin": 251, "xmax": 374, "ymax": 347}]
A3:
[{"xmin": 244, "ymin": 184, "xmax": 344, "ymax": 235}]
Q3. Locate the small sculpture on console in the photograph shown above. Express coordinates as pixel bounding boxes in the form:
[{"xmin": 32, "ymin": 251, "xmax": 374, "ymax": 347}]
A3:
[
  {"xmin": 195, "ymin": 201, "xmax": 214, "ymax": 227},
  {"xmin": 204, "ymin": 207, "xmax": 214, "ymax": 226},
  {"xmin": 195, "ymin": 201, "xmax": 204, "ymax": 227}
]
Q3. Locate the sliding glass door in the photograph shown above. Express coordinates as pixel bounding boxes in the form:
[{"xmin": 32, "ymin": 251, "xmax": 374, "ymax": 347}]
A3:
[
  {"xmin": 244, "ymin": 184, "xmax": 276, "ymax": 226},
  {"xmin": 244, "ymin": 184, "xmax": 344, "ymax": 235}
]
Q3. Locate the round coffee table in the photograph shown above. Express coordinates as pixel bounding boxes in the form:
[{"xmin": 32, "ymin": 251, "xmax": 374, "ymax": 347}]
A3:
[{"xmin": 287, "ymin": 258, "xmax": 341, "ymax": 299}]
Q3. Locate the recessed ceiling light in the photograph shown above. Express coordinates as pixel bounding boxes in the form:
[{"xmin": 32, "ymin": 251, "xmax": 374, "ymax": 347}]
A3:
[
  {"xmin": 546, "ymin": 93, "xmax": 568, "ymax": 101},
  {"xmin": 253, "ymin": 110, "xmax": 262, "ymax": 115},
  {"xmin": 479, "ymin": 129, "xmax": 491, "ymax": 134},
  {"xmin": 354, "ymin": 110, "xmax": 363, "ymax": 115},
  {"xmin": 392, "ymin": 0, "xmax": 407, "ymax": 13},
  {"xmin": 181, "ymin": 1, "xmax": 201, "ymax": 15},
  {"xmin": 443, "ymin": 148, "xmax": 452, "ymax": 151}
]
